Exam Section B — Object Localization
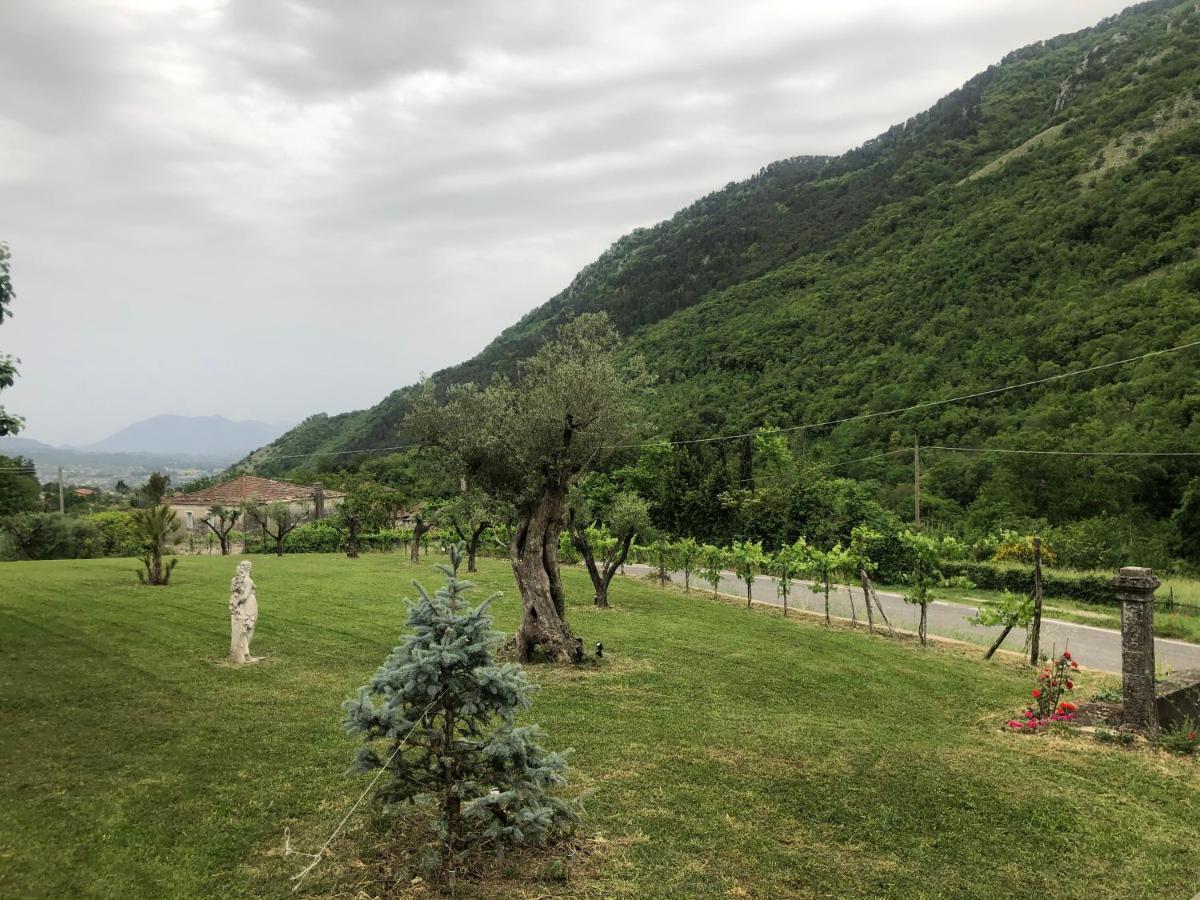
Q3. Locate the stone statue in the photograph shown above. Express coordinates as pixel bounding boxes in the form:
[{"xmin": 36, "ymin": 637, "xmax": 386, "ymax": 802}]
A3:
[{"xmin": 229, "ymin": 560, "xmax": 260, "ymax": 663}]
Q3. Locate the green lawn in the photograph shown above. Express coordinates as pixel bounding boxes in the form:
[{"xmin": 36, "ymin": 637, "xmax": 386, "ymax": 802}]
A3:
[{"xmin": 1, "ymin": 553, "xmax": 1198, "ymax": 899}]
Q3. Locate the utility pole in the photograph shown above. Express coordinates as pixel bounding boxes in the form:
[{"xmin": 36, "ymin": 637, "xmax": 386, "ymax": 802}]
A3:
[
  {"xmin": 57, "ymin": 465, "xmax": 65, "ymax": 514},
  {"xmin": 913, "ymin": 432, "xmax": 921, "ymax": 529}
]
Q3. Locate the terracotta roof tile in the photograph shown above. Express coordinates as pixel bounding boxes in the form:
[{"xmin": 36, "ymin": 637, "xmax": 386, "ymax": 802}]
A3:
[{"xmin": 166, "ymin": 475, "xmax": 345, "ymax": 507}]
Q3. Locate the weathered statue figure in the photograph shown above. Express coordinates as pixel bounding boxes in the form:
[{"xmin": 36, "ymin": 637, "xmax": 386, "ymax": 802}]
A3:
[{"xmin": 229, "ymin": 560, "xmax": 260, "ymax": 663}]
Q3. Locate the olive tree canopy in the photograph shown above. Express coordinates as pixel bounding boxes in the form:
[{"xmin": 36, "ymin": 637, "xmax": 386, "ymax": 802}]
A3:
[{"xmin": 409, "ymin": 312, "xmax": 651, "ymax": 662}]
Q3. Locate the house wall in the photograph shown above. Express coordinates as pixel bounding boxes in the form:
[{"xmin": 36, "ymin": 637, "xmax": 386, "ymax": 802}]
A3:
[{"xmin": 167, "ymin": 496, "xmax": 343, "ymax": 537}]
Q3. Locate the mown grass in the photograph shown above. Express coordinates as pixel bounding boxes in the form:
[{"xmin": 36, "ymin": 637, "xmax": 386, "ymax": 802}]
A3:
[{"xmin": 1, "ymin": 553, "xmax": 1198, "ymax": 899}]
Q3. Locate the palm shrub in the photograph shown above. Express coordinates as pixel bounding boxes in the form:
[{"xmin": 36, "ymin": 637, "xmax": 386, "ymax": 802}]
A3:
[
  {"xmin": 132, "ymin": 504, "xmax": 181, "ymax": 585},
  {"xmin": 342, "ymin": 545, "xmax": 577, "ymax": 872}
]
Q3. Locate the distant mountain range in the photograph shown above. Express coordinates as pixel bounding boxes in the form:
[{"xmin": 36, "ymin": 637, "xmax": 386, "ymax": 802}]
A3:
[
  {"xmin": 80, "ymin": 414, "xmax": 291, "ymax": 458},
  {"xmin": 1, "ymin": 415, "xmax": 293, "ymax": 471}
]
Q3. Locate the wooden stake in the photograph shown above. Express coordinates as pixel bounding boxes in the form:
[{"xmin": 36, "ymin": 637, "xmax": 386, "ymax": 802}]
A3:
[{"xmin": 1029, "ymin": 537, "xmax": 1044, "ymax": 666}]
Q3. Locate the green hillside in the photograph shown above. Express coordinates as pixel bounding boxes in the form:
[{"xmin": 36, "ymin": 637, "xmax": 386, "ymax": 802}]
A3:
[{"xmin": 248, "ymin": 0, "xmax": 1200, "ymax": 556}]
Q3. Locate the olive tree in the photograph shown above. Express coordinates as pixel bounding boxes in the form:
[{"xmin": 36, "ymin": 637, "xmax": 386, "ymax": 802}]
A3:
[
  {"xmin": 567, "ymin": 487, "xmax": 650, "ymax": 608},
  {"xmin": 333, "ymin": 480, "xmax": 393, "ymax": 558},
  {"xmin": 200, "ymin": 505, "xmax": 240, "ymax": 556},
  {"xmin": 409, "ymin": 313, "xmax": 650, "ymax": 663},
  {"xmin": 245, "ymin": 500, "xmax": 310, "ymax": 557},
  {"xmin": 437, "ymin": 485, "xmax": 507, "ymax": 572}
]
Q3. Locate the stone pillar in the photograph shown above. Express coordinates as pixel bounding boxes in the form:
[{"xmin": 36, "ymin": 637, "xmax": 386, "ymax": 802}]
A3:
[
  {"xmin": 1111, "ymin": 566, "xmax": 1160, "ymax": 729},
  {"xmin": 312, "ymin": 483, "xmax": 325, "ymax": 520}
]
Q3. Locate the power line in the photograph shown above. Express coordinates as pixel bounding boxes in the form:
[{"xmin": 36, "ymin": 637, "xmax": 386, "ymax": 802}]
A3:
[
  {"xmin": 928, "ymin": 445, "xmax": 1200, "ymax": 458},
  {"xmin": 614, "ymin": 337, "xmax": 1200, "ymax": 449}
]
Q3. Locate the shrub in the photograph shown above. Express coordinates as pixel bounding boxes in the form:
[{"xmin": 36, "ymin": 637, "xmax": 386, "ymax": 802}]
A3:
[
  {"xmin": 0, "ymin": 513, "xmax": 101, "ymax": 560},
  {"xmin": 360, "ymin": 527, "xmax": 412, "ymax": 552},
  {"xmin": 940, "ymin": 561, "xmax": 1117, "ymax": 606},
  {"xmin": 990, "ymin": 532, "xmax": 1057, "ymax": 566},
  {"xmin": 1007, "ymin": 649, "xmax": 1081, "ymax": 732},
  {"xmin": 86, "ymin": 511, "xmax": 140, "ymax": 557},
  {"xmin": 283, "ymin": 520, "xmax": 343, "ymax": 554}
]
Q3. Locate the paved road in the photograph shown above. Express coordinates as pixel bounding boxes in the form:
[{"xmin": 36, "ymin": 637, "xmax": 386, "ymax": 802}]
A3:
[{"xmin": 623, "ymin": 564, "xmax": 1200, "ymax": 674}]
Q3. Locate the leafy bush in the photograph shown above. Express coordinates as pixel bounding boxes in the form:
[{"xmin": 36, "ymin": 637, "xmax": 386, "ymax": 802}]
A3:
[
  {"xmin": 283, "ymin": 520, "xmax": 343, "ymax": 554},
  {"xmin": 360, "ymin": 528, "xmax": 413, "ymax": 552},
  {"xmin": 0, "ymin": 513, "xmax": 101, "ymax": 561},
  {"xmin": 86, "ymin": 511, "xmax": 140, "ymax": 557},
  {"xmin": 990, "ymin": 531, "xmax": 1057, "ymax": 566},
  {"xmin": 939, "ymin": 561, "xmax": 1117, "ymax": 606}
]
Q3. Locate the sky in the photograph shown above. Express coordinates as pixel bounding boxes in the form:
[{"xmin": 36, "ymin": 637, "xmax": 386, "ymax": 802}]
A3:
[{"xmin": 0, "ymin": 0, "xmax": 1135, "ymax": 446}]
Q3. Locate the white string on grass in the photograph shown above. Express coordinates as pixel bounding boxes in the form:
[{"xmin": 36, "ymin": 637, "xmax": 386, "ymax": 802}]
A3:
[{"xmin": 283, "ymin": 693, "xmax": 444, "ymax": 892}]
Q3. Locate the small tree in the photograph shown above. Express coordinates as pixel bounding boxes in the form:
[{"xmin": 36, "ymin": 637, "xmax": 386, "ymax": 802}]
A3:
[
  {"xmin": 771, "ymin": 538, "xmax": 807, "ymax": 618},
  {"xmin": 898, "ymin": 531, "xmax": 964, "ymax": 646},
  {"xmin": 849, "ymin": 525, "xmax": 893, "ymax": 634},
  {"xmin": 342, "ymin": 545, "xmax": 577, "ymax": 872},
  {"xmin": 567, "ymin": 490, "xmax": 649, "ymax": 608},
  {"xmin": 132, "ymin": 505, "xmax": 181, "ymax": 585},
  {"xmin": 200, "ymin": 505, "xmax": 240, "ymax": 556},
  {"xmin": 729, "ymin": 540, "xmax": 767, "ymax": 608},
  {"xmin": 245, "ymin": 501, "xmax": 310, "ymax": 557},
  {"xmin": 971, "ymin": 590, "xmax": 1034, "ymax": 660},
  {"xmin": 409, "ymin": 509, "xmax": 432, "ymax": 563},
  {"xmin": 334, "ymin": 481, "xmax": 392, "ymax": 558},
  {"xmin": 646, "ymin": 536, "xmax": 675, "ymax": 586},
  {"xmin": 439, "ymin": 486, "xmax": 505, "ymax": 572},
  {"xmin": 804, "ymin": 543, "xmax": 849, "ymax": 626},
  {"xmin": 674, "ymin": 537, "xmax": 701, "ymax": 592},
  {"xmin": 699, "ymin": 543, "xmax": 726, "ymax": 597},
  {"xmin": 409, "ymin": 313, "xmax": 651, "ymax": 663}
]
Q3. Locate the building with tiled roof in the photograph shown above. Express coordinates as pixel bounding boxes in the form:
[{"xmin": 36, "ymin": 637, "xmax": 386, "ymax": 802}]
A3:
[{"xmin": 166, "ymin": 476, "xmax": 344, "ymax": 534}]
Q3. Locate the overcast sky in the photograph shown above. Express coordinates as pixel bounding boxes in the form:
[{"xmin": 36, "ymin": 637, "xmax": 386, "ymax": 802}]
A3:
[{"xmin": 1, "ymin": 0, "xmax": 1133, "ymax": 445}]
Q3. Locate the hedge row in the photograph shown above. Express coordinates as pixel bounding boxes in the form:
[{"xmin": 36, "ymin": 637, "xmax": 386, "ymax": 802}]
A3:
[{"xmin": 940, "ymin": 561, "xmax": 1118, "ymax": 607}]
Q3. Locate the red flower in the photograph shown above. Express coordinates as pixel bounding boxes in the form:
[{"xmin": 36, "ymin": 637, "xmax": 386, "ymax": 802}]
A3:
[
  {"xmin": 1066, "ymin": 680, "xmax": 1074, "ymax": 690},
  {"xmin": 1032, "ymin": 689, "xmax": 1042, "ymax": 698},
  {"xmin": 1063, "ymin": 650, "xmax": 1071, "ymax": 660},
  {"xmin": 1188, "ymin": 732, "xmax": 1197, "ymax": 742},
  {"xmin": 1070, "ymin": 661, "xmax": 1079, "ymax": 669}
]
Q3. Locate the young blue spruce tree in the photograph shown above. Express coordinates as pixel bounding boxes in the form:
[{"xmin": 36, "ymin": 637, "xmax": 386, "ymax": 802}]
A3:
[{"xmin": 342, "ymin": 544, "xmax": 578, "ymax": 865}]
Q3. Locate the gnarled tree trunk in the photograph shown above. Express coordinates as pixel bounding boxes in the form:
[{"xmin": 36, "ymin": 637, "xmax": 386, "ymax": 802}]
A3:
[{"xmin": 508, "ymin": 490, "xmax": 580, "ymax": 663}]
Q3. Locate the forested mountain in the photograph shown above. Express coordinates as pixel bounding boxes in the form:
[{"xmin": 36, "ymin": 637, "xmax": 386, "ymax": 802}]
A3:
[{"xmin": 246, "ymin": 0, "xmax": 1200, "ymax": 562}]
